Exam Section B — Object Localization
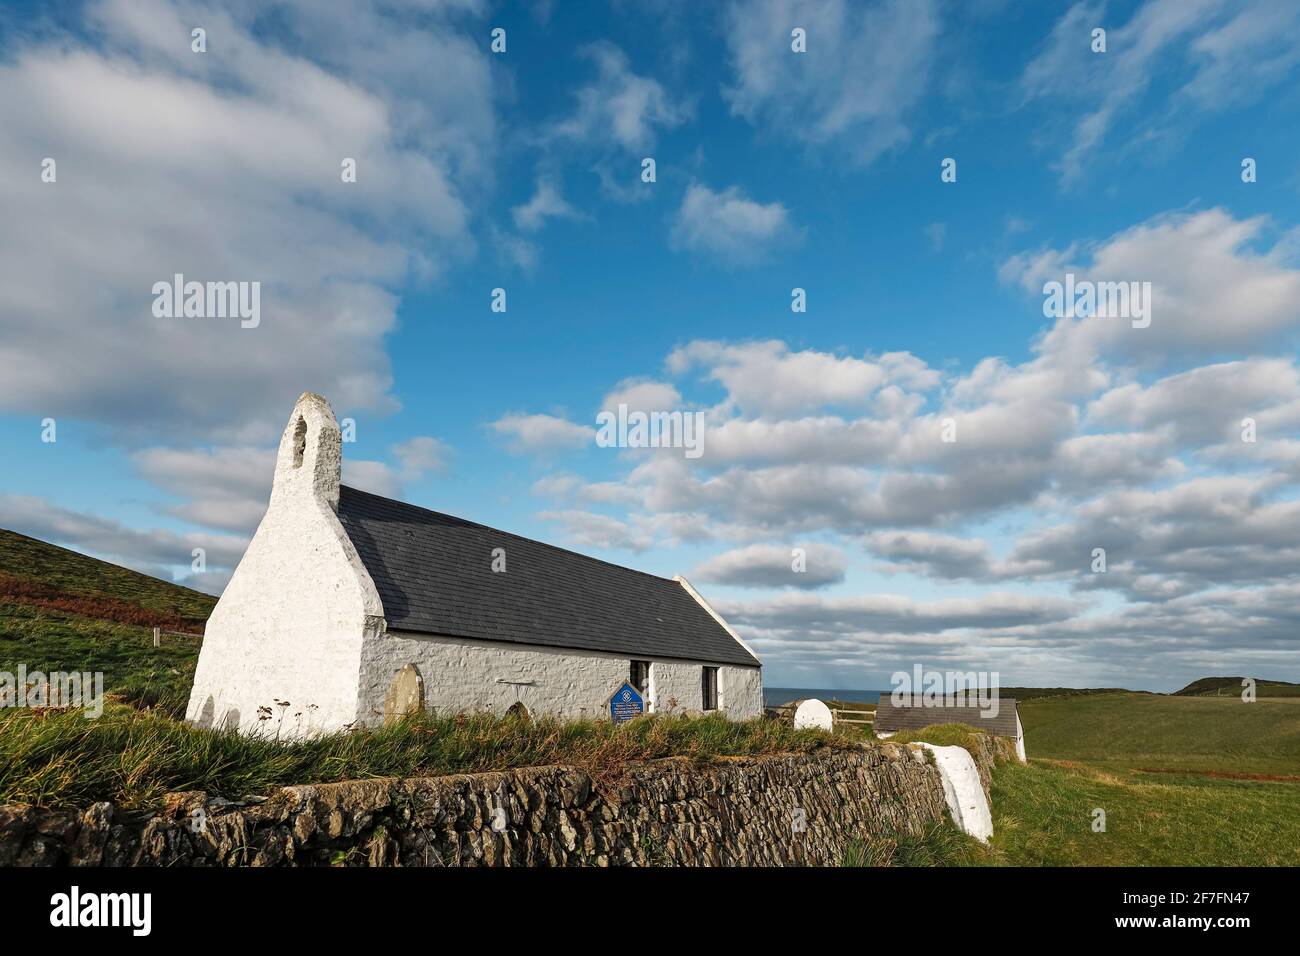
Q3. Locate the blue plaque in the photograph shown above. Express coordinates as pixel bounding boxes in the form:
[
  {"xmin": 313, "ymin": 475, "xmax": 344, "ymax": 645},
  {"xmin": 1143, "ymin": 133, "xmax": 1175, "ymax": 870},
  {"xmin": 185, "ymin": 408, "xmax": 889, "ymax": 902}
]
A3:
[{"xmin": 608, "ymin": 681, "xmax": 645, "ymax": 723}]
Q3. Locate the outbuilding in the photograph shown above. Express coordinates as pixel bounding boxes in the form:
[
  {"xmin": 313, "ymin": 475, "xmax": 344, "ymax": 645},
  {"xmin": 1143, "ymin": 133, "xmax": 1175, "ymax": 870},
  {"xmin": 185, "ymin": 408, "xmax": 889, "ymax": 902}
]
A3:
[{"xmin": 874, "ymin": 695, "xmax": 1027, "ymax": 761}]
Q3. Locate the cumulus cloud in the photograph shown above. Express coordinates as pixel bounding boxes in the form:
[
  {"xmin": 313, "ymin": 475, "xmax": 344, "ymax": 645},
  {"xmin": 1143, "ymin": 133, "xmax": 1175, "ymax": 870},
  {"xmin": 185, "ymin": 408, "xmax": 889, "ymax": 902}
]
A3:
[
  {"xmin": 549, "ymin": 41, "xmax": 688, "ymax": 153},
  {"xmin": 511, "ymin": 178, "xmax": 584, "ymax": 233},
  {"xmin": 132, "ymin": 433, "xmax": 451, "ymax": 532},
  {"xmin": 1003, "ymin": 209, "xmax": 1300, "ymax": 362},
  {"xmin": 0, "ymin": 493, "xmax": 247, "ymax": 592},
  {"xmin": 669, "ymin": 184, "xmax": 796, "ymax": 266},
  {"xmin": 864, "ymin": 531, "xmax": 996, "ymax": 580},
  {"xmin": 600, "ymin": 379, "xmax": 684, "ymax": 415},
  {"xmin": 132, "ymin": 446, "xmax": 275, "ymax": 534},
  {"xmin": 0, "ymin": 0, "xmax": 492, "ymax": 443},
  {"xmin": 537, "ymin": 510, "xmax": 651, "ymax": 552},
  {"xmin": 489, "ymin": 413, "xmax": 593, "ymax": 454},
  {"xmin": 1085, "ymin": 358, "xmax": 1300, "ymax": 446},
  {"xmin": 718, "ymin": 590, "xmax": 1079, "ymax": 637},
  {"xmin": 667, "ymin": 341, "xmax": 935, "ymax": 417},
  {"xmin": 691, "ymin": 543, "xmax": 848, "ymax": 589}
]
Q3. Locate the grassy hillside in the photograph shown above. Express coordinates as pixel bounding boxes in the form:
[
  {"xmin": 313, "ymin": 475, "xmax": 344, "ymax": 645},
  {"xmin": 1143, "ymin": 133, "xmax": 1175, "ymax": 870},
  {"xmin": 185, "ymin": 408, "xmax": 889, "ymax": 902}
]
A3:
[
  {"xmin": 0, "ymin": 529, "xmax": 214, "ymax": 622},
  {"xmin": 985, "ymin": 692, "xmax": 1300, "ymax": 866},
  {"xmin": 997, "ymin": 686, "xmax": 1136, "ymax": 701},
  {"xmin": 1018, "ymin": 691, "xmax": 1300, "ymax": 775},
  {"xmin": 989, "ymin": 758, "xmax": 1300, "ymax": 866},
  {"xmin": 1173, "ymin": 676, "xmax": 1300, "ymax": 697},
  {"xmin": 0, "ymin": 528, "xmax": 213, "ymax": 714}
]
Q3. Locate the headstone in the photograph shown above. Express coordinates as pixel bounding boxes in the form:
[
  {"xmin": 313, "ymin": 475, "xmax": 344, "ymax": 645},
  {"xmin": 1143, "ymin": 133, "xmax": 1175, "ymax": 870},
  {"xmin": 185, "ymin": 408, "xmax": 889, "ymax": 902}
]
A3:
[
  {"xmin": 793, "ymin": 698, "xmax": 834, "ymax": 731},
  {"xmin": 383, "ymin": 664, "xmax": 424, "ymax": 723}
]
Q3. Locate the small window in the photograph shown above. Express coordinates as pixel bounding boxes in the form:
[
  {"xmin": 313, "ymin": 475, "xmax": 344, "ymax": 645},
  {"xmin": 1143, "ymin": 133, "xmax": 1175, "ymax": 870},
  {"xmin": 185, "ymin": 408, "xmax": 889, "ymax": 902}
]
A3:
[
  {"xmin": 701, "ymin": 666, "xmax": 718, "ymax": 711},
  {"xmin": 630, "ymin": 660, "xmax": 650, "ymax": 694}
]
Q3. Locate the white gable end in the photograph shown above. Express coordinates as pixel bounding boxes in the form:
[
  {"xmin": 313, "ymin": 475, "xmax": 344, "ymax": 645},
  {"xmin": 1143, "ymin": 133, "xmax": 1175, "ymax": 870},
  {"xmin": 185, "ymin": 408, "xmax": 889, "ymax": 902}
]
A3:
[{"xmin": 186, "ymin": 393, "xmax": 384, "ymax": 736}]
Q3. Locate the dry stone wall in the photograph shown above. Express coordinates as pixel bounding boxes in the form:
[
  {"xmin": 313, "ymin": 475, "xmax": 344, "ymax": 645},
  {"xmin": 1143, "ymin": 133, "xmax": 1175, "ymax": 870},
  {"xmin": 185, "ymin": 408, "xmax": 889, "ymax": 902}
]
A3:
[{"xmin": 0, "ymin": 738, "xmax": 1012, "ymax": 867}]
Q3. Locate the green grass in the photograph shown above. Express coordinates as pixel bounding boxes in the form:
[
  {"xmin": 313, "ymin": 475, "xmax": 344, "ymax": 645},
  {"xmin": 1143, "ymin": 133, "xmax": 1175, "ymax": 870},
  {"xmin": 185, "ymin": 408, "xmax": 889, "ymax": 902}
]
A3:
[
  {"xmin": 989, "ymin": 758, "xmax": 1300, "ymax": 866},
  {"xmin": 1017, "ymin": 691, "xmax": 1300, "ymax": 776},
  {"xmin": 879, "ymin": 694, "xmax": 1300, "ymax": 866},
  {"xmin": 841, "ymin": 820, "xmax": 987, "ymax": 867},
  {"xmin": 0, "ymin": 603, "xmax": 200, "ymax": 717},
  {"xmin": 0, "ymin": 706, "xmax": 855, "ymax": 811},
  {"xmin": 982, "ymin": 692, "xmax": 1300, "ymax": 866},
  {"xmin": 884, "ymin": 722, "xmax": 988, "ymax": 755},
  {"xmin": 0, "ymin": 528, "xmax": 211, "ymax": 716}
]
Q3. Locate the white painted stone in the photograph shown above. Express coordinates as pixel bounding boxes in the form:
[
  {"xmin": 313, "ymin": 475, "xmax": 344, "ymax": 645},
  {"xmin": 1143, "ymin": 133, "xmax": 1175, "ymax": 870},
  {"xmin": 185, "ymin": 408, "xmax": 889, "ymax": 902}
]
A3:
[
  {"xmin": 793, "ymin": 698, "xmax": 834, "ymax": 731},
  {"xmin": 186, "ymin": 393, "xmax": 384, "ymax": 738},
  {"xmin": 187, "ymin": 392, "xmax": 763, "ymax": 739},
  {"xmin": 915, "ymin": 743, "xmax": 993, "ymax": 843}
]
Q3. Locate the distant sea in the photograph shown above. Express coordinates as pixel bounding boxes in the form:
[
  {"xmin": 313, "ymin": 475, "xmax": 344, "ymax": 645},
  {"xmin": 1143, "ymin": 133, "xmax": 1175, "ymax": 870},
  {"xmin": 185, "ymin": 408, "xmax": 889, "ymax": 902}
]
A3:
[{"xmin": 764, "ymin": 687, "xmax": 889, "ymax": 707}]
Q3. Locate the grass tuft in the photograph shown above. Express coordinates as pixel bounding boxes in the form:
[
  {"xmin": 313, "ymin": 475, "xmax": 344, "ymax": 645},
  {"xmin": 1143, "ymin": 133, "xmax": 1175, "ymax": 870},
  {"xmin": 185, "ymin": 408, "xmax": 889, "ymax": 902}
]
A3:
[
  {"xmin": 885, "ymin": 722, "xmax": 988, "ymax": 756},
  {"xmin": 841, "ymin": 821, "xmax": 989, "ymax": 867}
]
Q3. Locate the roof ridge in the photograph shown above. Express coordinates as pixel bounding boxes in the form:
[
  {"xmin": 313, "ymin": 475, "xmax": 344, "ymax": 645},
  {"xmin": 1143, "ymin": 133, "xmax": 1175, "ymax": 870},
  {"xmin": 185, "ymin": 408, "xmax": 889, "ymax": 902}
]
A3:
[{"xmin": 338, "ymin": 484, "xmax": 675, "ymax": 584}]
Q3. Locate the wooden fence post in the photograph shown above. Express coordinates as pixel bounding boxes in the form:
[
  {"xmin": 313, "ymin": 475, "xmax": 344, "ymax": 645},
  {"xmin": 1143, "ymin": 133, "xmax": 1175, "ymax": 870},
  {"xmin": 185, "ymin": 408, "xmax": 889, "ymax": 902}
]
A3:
[{"xmin": 153, "ymin": 627, "xmax": 160, "ymax": 647}]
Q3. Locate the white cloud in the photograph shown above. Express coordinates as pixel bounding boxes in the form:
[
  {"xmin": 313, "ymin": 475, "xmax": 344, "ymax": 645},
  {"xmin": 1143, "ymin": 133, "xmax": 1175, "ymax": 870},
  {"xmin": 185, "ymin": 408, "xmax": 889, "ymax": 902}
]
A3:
[
  {"xmin": 489, "ymin": 413, "xmax": 593, "ymax": 454},
  {"xmin": 600, "ymin": 379, "xmax": 684, "ymax": 414},
  {"xmin": 1086, "ymin": 359, "xmax": 1300, "ymax": 446},
  {"xmin": 669, "ymin": 184, "xmax": 796, "ymax": 266},
  {"xmin": 133, "ymin": 433, "xmax": 451, "ymax": 532},
  {"xmin": 537, "ymin": 510, "xmax": 651, "ymax": 552},
  {"xmin": 691, "ymin": 543, "xmax": 848, "ymax": 589},
  {"xmin": 0, "ymin": 0, "xmax": 492, "ymax": 443},
  {"xmin": 719, "ymin": 590, "xmax": 1079, "ymax": 636},
  {"xmin": 392, "ymin": 436, "xmax": 451, "ymax": 478},
  {"xmin": 549, "ymin": 41, "xmax": 688, "ymax": 153},
  {"xmin": 511, "ymin": 178, "xmax": 583, "ymax": 233},
  {"xmin": 0, "ymin": 493, "xmax": 247, "ymax": 592},
  {"xmin": 864, "ymin": 531, "xmax": 995, "ymax": 580},
  {"xmin": 132, "ymin": 446, "xmax": 274, "ymax": 533},
  {"xmin": 668, "ymin": 340, "xmax": 933, "ymax": 417},
  {"xmin": 722, "ymin": 0, "xmax": 939, "ymax": 164},
  {"xmin": 1002, "ymin": 209, "xmax": 1300, "ymax": 362},
  {"xmin": 1021, "ymin": 0, "xmax": 1300, "ymax": 184}
]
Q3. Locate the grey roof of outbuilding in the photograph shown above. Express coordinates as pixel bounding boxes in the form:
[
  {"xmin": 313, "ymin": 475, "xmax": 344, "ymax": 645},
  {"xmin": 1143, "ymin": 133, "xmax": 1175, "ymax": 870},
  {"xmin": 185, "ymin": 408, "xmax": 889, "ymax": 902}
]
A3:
[
  {"xmin": 336, "ymin": 486, "xmax": 760, "ymax": 667},
  {"xmin": 874, "ymin": 696, "xmax": 1021, "ymax": 738}
]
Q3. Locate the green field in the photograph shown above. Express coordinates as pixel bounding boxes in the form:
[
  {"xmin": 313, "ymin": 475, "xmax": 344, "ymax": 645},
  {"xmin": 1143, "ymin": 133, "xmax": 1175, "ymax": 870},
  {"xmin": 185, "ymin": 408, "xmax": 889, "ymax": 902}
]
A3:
[
  {"xmin": 987, "ymin": 693, "xmax": 1300, "ymax": 866},
  {"xmin": 0, "ymin": 529, "xmax": 212, "ymax": 714}
]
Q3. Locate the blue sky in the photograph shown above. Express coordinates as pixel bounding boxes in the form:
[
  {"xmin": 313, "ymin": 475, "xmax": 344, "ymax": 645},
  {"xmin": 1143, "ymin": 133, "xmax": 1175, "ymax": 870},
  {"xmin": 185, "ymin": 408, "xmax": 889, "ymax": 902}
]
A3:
[{"xmin": 3, "ymin": 0, "xmax": 1300, "ymax": 690}]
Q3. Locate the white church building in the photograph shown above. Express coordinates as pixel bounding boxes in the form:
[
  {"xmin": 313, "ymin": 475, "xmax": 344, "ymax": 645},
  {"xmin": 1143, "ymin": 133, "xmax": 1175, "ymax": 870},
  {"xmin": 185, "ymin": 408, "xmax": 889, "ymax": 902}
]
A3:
[{"xmin": 187, "ymin": 393, "xmax": 763, "ymax": 738}]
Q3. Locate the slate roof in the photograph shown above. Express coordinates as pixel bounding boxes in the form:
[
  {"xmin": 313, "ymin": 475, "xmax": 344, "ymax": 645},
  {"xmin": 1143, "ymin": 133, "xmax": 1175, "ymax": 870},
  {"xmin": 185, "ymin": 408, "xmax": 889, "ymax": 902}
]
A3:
[
  {"xmin": 874, "ymin": 695, "xmax": 1021, "ymax": 738},
  {"xmin": 336, "ymin": 486, "xmax": 760, "ymax": 667}
]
